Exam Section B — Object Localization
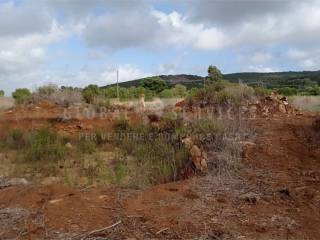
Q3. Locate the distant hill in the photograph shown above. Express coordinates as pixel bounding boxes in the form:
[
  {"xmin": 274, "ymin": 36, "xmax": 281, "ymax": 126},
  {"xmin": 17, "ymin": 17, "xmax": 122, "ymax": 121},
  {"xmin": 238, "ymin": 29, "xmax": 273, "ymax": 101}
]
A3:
[
  {"xmin": 105, "ymin": 70, "xmax": 320, "ymax": 89},
  {"xmin": 106, "ymin": 74, "xmax": 204, "ymax": 88}
]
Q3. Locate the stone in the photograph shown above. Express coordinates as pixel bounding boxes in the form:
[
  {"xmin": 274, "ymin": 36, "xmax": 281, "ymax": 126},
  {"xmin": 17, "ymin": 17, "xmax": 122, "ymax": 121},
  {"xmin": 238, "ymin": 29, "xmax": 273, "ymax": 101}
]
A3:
[
  {"xmin": 278, "ymin": 104, "xmax": 287, "ymax": 113},
  {"xmin": 182, "ymin": 138, "xmax": 207, "ymax": 171},
  {"xmin": 65, "ymin": 142, "xmax": 73, "ymax": 149},
  {"xmin": 7, "ymin": 178, "xmax": 29, "ymax": 186}
]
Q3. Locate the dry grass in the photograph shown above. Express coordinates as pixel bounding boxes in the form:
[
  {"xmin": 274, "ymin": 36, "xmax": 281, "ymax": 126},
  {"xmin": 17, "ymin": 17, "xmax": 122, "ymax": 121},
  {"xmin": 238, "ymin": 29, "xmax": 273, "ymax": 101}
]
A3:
[{"xmin": 289, "ymin": 96, "xmax": 320, "ymax": 111}]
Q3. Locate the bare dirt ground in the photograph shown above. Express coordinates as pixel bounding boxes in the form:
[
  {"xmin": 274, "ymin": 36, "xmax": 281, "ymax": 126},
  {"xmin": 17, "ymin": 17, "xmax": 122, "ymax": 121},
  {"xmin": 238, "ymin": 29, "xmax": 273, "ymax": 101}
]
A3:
[{"xmin": 0, "ymin": 103, "xmax": 319, "ymax": 239}]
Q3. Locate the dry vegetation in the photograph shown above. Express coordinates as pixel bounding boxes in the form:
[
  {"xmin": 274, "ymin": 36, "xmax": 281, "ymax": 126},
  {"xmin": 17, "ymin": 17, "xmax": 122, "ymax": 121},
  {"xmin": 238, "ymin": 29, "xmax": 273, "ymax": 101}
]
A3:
[{"xmin": 1, "ymin": 71, "xmax": 320, "ymax": 239}]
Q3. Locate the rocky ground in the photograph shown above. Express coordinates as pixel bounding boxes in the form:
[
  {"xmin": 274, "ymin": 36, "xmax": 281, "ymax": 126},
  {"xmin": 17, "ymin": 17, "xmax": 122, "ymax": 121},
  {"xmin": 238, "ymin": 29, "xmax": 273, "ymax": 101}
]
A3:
[{"xmin": 0, "ymin": 97, "xmax": 319, "ymax": 239}]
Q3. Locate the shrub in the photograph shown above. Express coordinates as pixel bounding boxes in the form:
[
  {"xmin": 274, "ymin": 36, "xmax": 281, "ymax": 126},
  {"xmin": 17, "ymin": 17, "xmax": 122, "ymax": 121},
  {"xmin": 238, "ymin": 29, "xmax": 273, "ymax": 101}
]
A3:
[
  {"xmin": 0, "ymin": 90, "xmax": 4, "ymax": 97},
  {"xmin": 82, "ymin": 84, "xmax": 100, "ymax": 103},
  {"xmin": 12, "ymin": 88, "xmax": 31, "ymax": 104},
  {"xmin": 19, "ymin": 127, "xmax": 67, "ymax": 163},
  {"xmin": 159, "ymin": 111, "xmax": 183, "ymax": 132},
  {"xmin": 219, "ymin": 85, "xmax": 255, "ymax": 104},
  {"xmin": 113, "ymin": 117, "xmax": 130, "ymax": 131},
  {"xmin": 207, "ymin": 65, "xmax": 223, "ymax": 83},
  {"xmin": 159, "ymin": 89, "xmax": 174, "ymax": 98},
  {"xmin": 111, "ymin": 121, "xmax": 190, "ymax": 184},
  {"xmin": 277, "ymin": 87, "xmax": 297, "ymax": 96},
  {"xmin": 187, "ymin": 82, "xmax": 255, "ymax": 106},
  {"xmin": 6, "ymin": 128, "xmax": 26, "ymax": 149},
  {"xmin": 37, "ymin": 84, "xmax": 58, "ymax": 97},
  {"xmin": 304, "ymin": 86, "xmax": 320, "ymax": 96},
  {"xmin": 173, "ymin": 84, "xmax": 187, "ymax": 97},
  {"xmin": 139, "ymin": 77, "xmax": 168, "ymax": 93},
  {"xmin": 77, "ymin": 138, "xmax": 97, "ymax": 154},
  {"xmin": 254, "ymin": 87, "xmax": 271, "ymax": 96}
]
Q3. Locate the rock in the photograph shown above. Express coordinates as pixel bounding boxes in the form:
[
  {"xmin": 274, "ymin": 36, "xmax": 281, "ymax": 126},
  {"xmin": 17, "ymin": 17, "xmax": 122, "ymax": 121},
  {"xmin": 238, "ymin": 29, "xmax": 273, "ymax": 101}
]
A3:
[
  {"xmin": 182, "ymin": 138, "xmax": 207, "ymax": 171},
  {"xmin": 278, "ymin": 103, "xmax": 287, "ymax": 113},
  {"xmin": 280, "ymin": 96, "xmax": 287, "ymax": 101},
  {"xmin": 65, "ymin": 142, "xmax": 73, "ymax": 149},
  {"xmin": 7, "ymin": 178, "xmax": 29, "ymax": 186}
]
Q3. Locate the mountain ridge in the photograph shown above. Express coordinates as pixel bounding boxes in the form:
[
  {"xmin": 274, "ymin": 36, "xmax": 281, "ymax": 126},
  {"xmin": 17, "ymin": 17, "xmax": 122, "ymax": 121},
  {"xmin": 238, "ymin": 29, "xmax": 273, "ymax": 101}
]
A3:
[{"xmin": 105, "ymin": 70, "xmax": 320, "ymax": 89}]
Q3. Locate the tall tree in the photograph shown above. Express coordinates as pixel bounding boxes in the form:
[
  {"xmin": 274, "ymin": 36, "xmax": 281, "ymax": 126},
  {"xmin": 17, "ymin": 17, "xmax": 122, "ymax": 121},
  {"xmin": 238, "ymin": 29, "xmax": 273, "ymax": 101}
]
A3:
[
  {"xmin": 139, "ymin": 77, "xmax": 168, "ymax": 93},
  {"xmin": 207, "ymin": 65, "xmax": 223, "ymax": 82}
]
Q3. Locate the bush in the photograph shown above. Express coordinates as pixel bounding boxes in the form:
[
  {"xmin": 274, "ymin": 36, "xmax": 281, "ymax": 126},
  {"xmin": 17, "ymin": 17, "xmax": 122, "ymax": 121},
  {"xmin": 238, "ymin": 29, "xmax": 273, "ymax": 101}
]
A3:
[
  {"xmin": 12, "ymin": 88, "xmax": 31, "ymax": 104},
  {"xmin": 111, "ymin": 120, "xmax": 189, "ymax": 184},
  {"xmin": 186, "ymin": 82, "xmax": 255, "ymax": 106},
  {"xmin": 277, "ymin": 87, "xmax": 297, "ymax": 96},
  {"xmin": 13, "ymin": 127, "xmax": 67, "ymax": 163},
  {"xmin": 77, "ymin": 138, "xmax": 97, "ymax": 154},
  {"xmin": 139, "ymin": 77, "xmax": 168, "ymax": 93},
  {"xmin": 37, "ymin": 84, "xmax": 58, "ymax": 97},
  {"xmin": 254, "ymin": 87, "xmax": 271, "ymax": 96},
  {"xmin": 0, "ymin": 90, "xmax": 4, "ymax": 97},
  {"xmin": 304, "ymin": 86, "xmax": 320, "ymax": 96},
  {"xmin": 207, "ymin": 65, "xmax": 223, "ymax": 83},
  {"xmin": 6, "ymin": 128, "xmax": 26, "ymax": 149},
  {"xmin": 159, "ymin": 89, "xmax": 174, "ymax": 98},
  {"xmin": 113, "ymin": 117, "xmax": 130, "ymax": 131},
  {"xmin": 82, "ymin": 84, "xmax": 100, "ymax": 103}
]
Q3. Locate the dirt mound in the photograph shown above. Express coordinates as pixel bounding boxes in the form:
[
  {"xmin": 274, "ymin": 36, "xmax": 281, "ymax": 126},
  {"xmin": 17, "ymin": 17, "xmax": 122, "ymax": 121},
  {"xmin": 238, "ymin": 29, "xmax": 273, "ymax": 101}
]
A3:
[{"xmin": 248, "ymin": 93, "xmax": 299, "ymax": 118}]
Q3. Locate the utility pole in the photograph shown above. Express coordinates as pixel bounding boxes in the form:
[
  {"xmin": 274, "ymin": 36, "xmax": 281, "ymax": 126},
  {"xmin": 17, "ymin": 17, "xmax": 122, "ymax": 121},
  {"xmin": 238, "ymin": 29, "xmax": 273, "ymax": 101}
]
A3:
[{"xmin": 116, "ymin": 69, "xmax": 119, "ymax": 101}]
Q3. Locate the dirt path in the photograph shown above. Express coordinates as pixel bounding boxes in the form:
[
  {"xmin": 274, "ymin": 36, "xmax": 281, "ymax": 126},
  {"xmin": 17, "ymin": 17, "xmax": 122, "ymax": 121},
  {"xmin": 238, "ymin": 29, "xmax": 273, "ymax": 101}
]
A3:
[{"xmin": 0, "ymin": 114, "xmax": 319, "ymax": 239}]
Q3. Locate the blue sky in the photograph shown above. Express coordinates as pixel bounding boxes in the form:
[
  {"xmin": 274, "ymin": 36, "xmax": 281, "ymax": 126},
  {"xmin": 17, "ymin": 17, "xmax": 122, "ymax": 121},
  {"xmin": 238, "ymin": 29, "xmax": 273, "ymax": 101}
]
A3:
[{"xmin": 0, "ymin": 0, "xmax": 320, "ymax": 94}]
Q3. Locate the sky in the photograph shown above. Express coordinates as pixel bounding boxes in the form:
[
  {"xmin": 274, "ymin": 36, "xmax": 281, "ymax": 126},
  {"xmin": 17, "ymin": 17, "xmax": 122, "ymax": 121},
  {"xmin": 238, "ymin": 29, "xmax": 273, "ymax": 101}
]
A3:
[{"xmin": 0, "ymin": 0, "xmax": 320, "ymax": 94}]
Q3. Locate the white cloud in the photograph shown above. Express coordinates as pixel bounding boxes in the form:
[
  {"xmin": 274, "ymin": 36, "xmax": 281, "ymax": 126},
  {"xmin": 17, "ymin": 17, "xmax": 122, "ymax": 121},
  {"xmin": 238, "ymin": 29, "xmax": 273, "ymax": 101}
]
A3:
[
  {"xmin": 152, "ymin": 10, "xmax": 229, "ymax": 50},
  {"xmin": 0, "ymin": 20, "xmax": 68, "ymax": 75},
  {"xmin": 0, "ymin": 1, "xmax": 51, "ymax": 37},
  {"xmin": 248, "ymin": 65, "xmax": 277, "ymax": 73},
  {"xmin": 287, "ymin": 48, "xmax": 320, "ymax": 70}
]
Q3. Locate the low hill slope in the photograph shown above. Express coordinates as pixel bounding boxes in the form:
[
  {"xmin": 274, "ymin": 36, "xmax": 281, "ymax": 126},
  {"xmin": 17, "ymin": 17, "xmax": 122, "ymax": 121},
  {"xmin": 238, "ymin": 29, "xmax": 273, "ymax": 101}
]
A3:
[{"xmin": 106, "ymin": 70, "xmax": 320, "ymax": 89}]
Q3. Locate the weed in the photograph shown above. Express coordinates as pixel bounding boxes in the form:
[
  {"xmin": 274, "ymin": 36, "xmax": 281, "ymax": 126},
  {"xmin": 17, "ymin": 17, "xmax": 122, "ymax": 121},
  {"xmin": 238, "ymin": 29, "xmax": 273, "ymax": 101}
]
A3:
[
  {"xmin": 17, "ymin": 127, "xmax": 67, "ymax": 163},
  {"xmin": 5, "ymin": 128, "xmax": 26, "ymax": 149},
  {"xmin": 77, "ymin": 138, "xmax": 96, "ymax": 154},
  {"xmin": 114, "ymin": 116, "xmax": 130, "ymax": 131}
]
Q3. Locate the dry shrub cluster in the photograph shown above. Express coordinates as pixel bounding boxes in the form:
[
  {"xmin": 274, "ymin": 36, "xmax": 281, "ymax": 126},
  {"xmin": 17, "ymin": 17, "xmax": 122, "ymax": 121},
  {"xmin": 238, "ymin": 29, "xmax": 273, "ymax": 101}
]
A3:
[
  {"xmin": 32, "ymin": 84, "xmax": 82, "ymax": 107},
  {"xmin": 186, "ymin": 81, "xmax": 256, "ymax": 107}
]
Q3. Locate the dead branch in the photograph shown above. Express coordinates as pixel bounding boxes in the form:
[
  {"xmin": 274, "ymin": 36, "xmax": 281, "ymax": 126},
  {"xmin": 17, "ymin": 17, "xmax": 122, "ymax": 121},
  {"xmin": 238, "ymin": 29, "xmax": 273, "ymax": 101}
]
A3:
[{"xmin": 72, "ymin": 220, "xmax": 122, "ymax": 240}]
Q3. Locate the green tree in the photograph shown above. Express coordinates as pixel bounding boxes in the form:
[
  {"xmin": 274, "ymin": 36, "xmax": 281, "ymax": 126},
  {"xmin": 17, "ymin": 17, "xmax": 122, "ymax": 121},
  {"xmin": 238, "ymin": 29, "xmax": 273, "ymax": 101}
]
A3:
[
  {"xmin": 12, "ymin": 88, "xmax": 31, "ymax": 104},
  {"xmin": 82, "ymin": 84, "xmax": 100, "ymax": 103},
  {"xmin": 139, "ymin": 77, "xmax": 168, "ymax": 93},
  {"xmin": 0, "ymin": 90, "xmax": 4, "ymax": 97},
  {"xmin": 173, "ymin": 84, "xmax": 187, "ymax": 97},
  {"xmin": 37, "ymin": 84, "xmax": 58, "ymax": 96},
  {"xmin": 277, "ymin": 87, "xmax": 297, "ymax": 96},
  {"xmin": 207, "ymin": 65, "xmax": 223, "ymax": 82},
  {"xmin": 159, "ymin": 89, "xmax": 174, "ymax": 98},
  {"xmin": 304, "ymin": 86, "xmax": 320, "ymax": 96}
]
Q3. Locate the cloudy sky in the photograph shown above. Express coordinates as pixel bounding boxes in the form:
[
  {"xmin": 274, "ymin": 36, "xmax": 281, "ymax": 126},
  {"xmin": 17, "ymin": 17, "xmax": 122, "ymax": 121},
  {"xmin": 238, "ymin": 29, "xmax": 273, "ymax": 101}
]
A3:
[{"xmin": 0, "ymin": 0, "xmax": 320, "ymax": 94}]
